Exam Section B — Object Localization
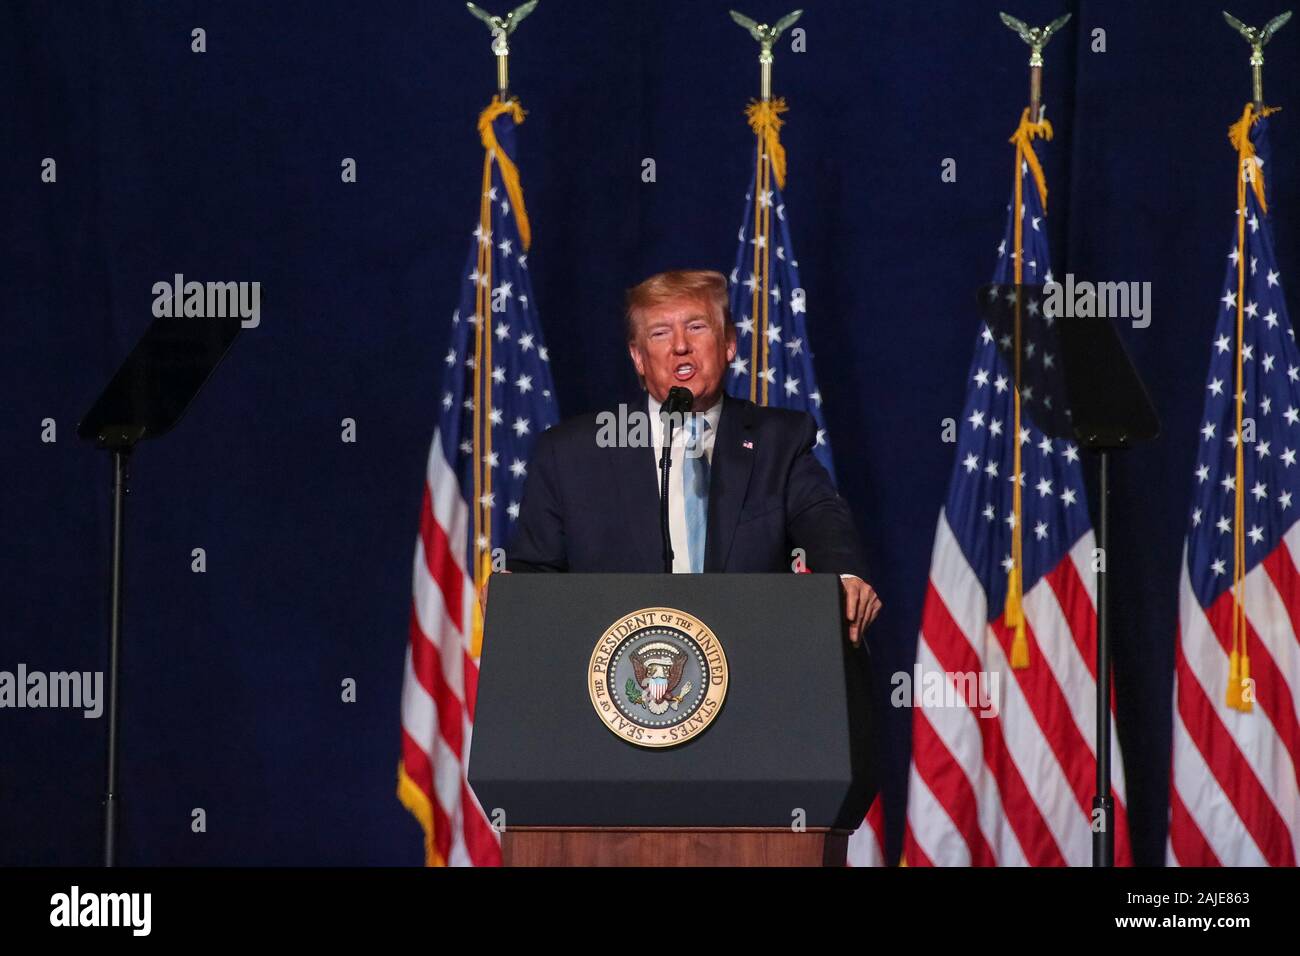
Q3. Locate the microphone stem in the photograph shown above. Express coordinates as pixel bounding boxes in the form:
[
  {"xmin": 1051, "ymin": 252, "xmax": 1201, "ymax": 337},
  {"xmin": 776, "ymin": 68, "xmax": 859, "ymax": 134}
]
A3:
[{"xmin": 660, "ymin": 418, "xmax": 675, "ymax": 573}]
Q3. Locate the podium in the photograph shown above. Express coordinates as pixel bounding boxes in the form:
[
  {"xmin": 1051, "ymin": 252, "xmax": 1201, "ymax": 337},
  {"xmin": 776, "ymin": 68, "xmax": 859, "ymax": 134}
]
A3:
[{"xmin": 468, "ymin": 573, "xmax": 876, "ymax": 866}]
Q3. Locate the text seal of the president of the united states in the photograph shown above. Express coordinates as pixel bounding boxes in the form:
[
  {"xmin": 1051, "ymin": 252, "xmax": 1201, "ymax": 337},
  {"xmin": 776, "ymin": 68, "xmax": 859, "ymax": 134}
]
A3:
[{"xmin": 587, "ymin": 607, "xmax": 729, "ymax": 748}]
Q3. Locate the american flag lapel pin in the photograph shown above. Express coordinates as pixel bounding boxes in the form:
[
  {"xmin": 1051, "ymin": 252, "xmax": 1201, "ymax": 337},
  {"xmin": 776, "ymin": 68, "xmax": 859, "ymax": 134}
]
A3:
[{"xmin": 742, "ymin": 439, "xmax": 754, "ymax": 450}]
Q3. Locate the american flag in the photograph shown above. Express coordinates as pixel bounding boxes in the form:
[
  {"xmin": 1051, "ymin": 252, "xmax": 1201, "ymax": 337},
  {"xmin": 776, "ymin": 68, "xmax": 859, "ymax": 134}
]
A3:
[
  {"xmin": 902, "ymin": 111, "xmax": 1132, "ymax": 865},
  {"xmin": 726, "ymin": 99, "xmax": 835, "ymax": 480},
  {"xmin": 724, "ymin": 96, "xmax": 886, "ymax": 862},
  {"xmin": 846, "ymin": 794, "xmax": 889, "ymax": 866},
  {"xmin": 397, "ymin": 97, "xmax": 558, "ymax": 867},
  {"xmin": 1168, "ymin": 107, "xmax": 1300, "ymax": 866}
]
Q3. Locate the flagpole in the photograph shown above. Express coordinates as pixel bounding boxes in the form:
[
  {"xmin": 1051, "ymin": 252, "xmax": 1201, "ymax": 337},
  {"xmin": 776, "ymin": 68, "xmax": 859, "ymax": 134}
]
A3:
[
  {"xmin": 1220, "ymin": 12, "xmax": 1290, "ymax": 717},
  {"xmin": 1028, "ymin": 63, "xmax": 1041, "ymax": 122},
  {"xmin": 999, "ymin": 11, "xmax": 1068, "ymax": 679},
  {"xmin": 496, "ymin": 41, "xmax": 509, "ymax": 100},
  {"xmin": 730, "ymin": 10, "xmax": 801, "ymax": 407}
]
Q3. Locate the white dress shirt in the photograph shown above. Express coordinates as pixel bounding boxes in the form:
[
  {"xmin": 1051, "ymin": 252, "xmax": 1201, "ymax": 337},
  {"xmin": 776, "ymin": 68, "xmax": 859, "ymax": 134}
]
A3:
[
  {"xmin": 648, "ymin": 393, "xmax": 722, "ymax": 573},
  {"xmin": 646, "ymin": 394, "xmax": 863, "ymax": 586}
]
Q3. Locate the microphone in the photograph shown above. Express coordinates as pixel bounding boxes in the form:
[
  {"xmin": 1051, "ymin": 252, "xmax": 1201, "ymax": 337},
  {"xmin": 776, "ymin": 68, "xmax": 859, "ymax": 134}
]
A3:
[
  {"xmin": 660, "ymin": 386, "xmax": 694, "ymax": 419},
  {"xmin": 658, "ymin": 387, "xmax": 694, "ymax": 573}
]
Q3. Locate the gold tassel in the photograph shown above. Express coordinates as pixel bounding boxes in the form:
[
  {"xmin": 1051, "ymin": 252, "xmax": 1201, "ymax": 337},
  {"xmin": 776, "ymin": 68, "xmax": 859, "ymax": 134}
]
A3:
[
  {"xmin": 1226, "ymin": 648, "xmax": 1242, "ymax": 709},
  {"xmin": 1008, "ymin": 108, "xmax": 1054, "ymax": 213},
  {"xmin": 745, "ymin": 98, "xmax": 789, "ymax": 189},
  {"xmin": 1005, "ymin": 568, "xmax": 1029, "ymax": 669},
  {"xmin": 1227, "ymin": 103, "xmax": 1278, "ymax": 216},
  {"xmin": 1004, "ymin": 566, "xmax": 1022, "ymax": 625},
  {"xmin": 477, "ymin": 95, "xmax": 532, "ymax": 250},
  {"xmin": 1010, "ymin": 621, "xmax": 1029, "ymax": 669}
]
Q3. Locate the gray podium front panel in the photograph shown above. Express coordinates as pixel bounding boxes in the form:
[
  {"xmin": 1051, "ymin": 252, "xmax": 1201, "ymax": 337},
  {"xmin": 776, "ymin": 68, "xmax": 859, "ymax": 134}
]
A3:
[{"xmin": 468, "ymin": 573, "xmax": 874, "ymax": 828}]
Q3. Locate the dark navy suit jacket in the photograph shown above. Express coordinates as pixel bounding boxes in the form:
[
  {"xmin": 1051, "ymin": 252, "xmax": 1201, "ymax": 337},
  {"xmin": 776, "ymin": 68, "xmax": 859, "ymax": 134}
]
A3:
[{"xmin": 507, "ymin": 393, "xmax": 868, "ymax": 577}]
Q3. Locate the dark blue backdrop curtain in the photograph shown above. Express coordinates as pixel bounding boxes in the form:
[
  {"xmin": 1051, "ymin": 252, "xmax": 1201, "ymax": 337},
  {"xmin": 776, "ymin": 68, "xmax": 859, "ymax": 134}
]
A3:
[{"xmin": 2, "ymin": 0, "xmax": 1297, "ymax": 865}]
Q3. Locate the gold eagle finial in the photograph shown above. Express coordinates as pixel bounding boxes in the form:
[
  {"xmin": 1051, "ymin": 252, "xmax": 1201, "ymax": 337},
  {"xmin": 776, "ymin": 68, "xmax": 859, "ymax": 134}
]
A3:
[
  {"xmin": 999, "ymin": 12, "xmax": 1071, "ymax": 67},
  {"xmin": 729, "ymin": 9, "xmax": 802, "ymax": 100},
  {"xmin": 1223, "ymin": 10, "xmax": 1291, "ymax": 106},
  {"xmin": 465, "ymin": 1, "xmax": 538, "ymax": 38},
  {"xmin": 465, "ymin": 2, "xmax": 539, "ymax": 97}
]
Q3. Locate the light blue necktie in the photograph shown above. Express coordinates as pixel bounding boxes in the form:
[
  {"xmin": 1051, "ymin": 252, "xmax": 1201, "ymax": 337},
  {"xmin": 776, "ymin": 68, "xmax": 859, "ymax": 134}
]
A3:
[{"xmin": 684, "ymin": 415, "xmax": 710, "ymax": 573}]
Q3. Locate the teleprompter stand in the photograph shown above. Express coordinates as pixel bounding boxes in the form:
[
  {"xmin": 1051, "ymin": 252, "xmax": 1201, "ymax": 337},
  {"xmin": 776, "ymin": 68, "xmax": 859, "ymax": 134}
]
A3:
[{"xmin": 77, "ymin": 315, "xmax": 242, "ymax": 866}]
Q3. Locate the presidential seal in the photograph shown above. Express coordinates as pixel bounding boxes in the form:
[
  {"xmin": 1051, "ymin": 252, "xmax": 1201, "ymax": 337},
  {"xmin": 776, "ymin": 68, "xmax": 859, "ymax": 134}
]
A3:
[{"xmin": 587, "ymin": 607, "xmax": 729, "ymax": 748}]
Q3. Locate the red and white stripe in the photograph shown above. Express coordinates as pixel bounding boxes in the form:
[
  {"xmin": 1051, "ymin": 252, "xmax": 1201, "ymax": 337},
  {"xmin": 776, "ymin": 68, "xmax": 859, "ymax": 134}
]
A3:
[
  {"xmin": 398, "ymin": 430, "xmax": 501, "ymax": 867},
  {"xmin": 1168, "ymin": 525, "xmax": 1300, "ymax": 866},
  {"xmin": 903, "ymin": 511, "xmax": 1133, "ymax": 866},
  {"xmin": 847, "ymin": 796, "xmax": 890, "ymax": 866}
]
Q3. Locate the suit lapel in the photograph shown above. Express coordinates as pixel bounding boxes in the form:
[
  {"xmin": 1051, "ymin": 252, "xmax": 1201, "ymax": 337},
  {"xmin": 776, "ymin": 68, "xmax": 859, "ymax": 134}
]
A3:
[
  {"xmin": 704, "ymin": 394, "xmax": 755, "ymax": 572},
  {"xmin": 609, "ymin": 411, "xmax": 663, "ymax": 572}
]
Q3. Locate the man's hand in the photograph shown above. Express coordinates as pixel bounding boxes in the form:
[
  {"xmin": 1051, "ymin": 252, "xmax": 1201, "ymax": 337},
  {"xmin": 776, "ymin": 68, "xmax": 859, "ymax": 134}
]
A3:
[{"xmin": 840, "ymin": 575, "xmax": 881, "ymax": 646}]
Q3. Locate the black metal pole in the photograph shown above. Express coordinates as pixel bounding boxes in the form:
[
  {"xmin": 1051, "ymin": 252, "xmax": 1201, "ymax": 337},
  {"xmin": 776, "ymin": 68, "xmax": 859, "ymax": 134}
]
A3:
[
  {"xmin": 659, "ymin": 422, "xmax": 675, "ymax": 574},
  {"xmin": 103, "ymin": 447, "xmax": 130, "ymax": 867},
  {"xmin": 1092, "ymin": 449, "xmax": 1115, "ymax": 866}
]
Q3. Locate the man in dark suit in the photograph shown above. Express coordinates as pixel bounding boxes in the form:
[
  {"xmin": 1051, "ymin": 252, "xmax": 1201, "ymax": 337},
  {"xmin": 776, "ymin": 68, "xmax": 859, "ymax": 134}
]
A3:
[{"xmin": 507, "ymin": 269, "xmax": 881, "ymax": 643}]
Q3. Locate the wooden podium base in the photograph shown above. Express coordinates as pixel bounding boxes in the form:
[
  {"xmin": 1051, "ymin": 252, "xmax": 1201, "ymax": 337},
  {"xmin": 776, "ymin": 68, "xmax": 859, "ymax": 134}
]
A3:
[{"xmin": 502, "ymin": 827, "xmax": 850, "ymax": 866}]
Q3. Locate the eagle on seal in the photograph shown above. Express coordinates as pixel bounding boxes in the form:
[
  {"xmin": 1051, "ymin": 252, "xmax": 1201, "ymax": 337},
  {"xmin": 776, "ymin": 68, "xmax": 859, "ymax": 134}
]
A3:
[{"xmin": 630, "ymin": 642, "xmax": 693, "ymax": 716}]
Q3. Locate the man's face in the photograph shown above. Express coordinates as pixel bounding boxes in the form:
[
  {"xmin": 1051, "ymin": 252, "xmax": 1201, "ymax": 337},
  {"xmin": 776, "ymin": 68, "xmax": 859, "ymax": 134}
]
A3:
[{"xmin": 628, "ymin": 297, "xmax": 737, "ymax": 409}]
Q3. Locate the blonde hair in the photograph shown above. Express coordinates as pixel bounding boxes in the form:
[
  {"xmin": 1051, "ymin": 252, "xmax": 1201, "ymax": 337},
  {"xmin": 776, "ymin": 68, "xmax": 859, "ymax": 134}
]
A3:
[{"xmin": 624, "ymin": 269, "xmax": 732, "ymax": 343}]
